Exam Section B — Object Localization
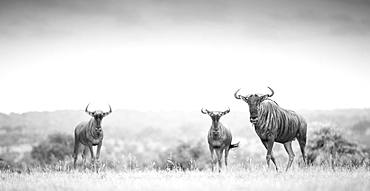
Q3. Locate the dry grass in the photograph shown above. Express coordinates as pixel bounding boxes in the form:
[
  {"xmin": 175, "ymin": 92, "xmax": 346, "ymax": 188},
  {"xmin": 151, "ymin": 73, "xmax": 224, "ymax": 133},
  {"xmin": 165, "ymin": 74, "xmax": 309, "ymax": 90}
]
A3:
[{"xmin": 1, "ymin": 166, "xmax": 369, "ymax": 191}]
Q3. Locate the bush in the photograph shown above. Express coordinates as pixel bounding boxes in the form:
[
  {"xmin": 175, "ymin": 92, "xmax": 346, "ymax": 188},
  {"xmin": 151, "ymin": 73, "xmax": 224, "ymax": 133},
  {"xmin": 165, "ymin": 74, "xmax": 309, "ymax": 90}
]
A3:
[
  {"xmin": 307, "ymin": 127, "xmax": 369, "ymax": 167},
  {"xmin": 0, "ymin": 158, "xmax": 19, "ymax": 172},
  {"xmin": 159, "ymin": 140, "xmax": 209, "ymax": 171},
  {"xmin": 31, "ymin": 133, "xmax": 74, "ymax": 165}
]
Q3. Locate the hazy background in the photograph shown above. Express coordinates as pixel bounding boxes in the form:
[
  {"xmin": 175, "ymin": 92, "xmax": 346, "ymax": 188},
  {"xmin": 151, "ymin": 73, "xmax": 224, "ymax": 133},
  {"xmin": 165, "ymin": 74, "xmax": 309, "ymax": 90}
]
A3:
[
  {"xmin": 0, "ymin": 0, "xmax": 370, "ymax": 113},
  {"xmin": 0, "ymin": 0, "xmax": 370, "ymax": 171}
]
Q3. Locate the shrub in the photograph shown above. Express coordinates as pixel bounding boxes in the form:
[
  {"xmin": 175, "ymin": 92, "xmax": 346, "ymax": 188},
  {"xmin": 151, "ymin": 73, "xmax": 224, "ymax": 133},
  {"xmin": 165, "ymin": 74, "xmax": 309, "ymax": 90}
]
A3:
[
  {"xmin": 31, "ymin": 133, "xmax": 74, "ymax": 165},
  {"xmin": 307, "ymin": 127, "xmax": 369, "ymax": 167},
  {"xmin": 160, "ymin": 140, "xmax": 209, "ymax": 171}
]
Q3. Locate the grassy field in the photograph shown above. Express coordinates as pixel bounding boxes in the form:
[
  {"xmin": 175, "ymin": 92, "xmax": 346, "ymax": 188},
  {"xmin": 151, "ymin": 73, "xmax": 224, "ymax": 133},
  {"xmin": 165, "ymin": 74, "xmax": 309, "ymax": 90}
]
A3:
[{"xmin": 1, "ymin": 166, "xmax": 369, "ymax": 191}]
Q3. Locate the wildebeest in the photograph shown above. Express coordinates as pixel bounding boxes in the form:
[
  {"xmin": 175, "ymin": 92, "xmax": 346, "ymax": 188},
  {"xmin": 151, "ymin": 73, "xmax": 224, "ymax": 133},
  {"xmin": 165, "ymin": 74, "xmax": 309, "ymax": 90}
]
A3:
[
  {"xmin": 234, "ymin": 87, "xmax": 307, "ymax": 171},
  {"xmin": 73, "ymin": 104, "xmax": 112, "ymax": 170},
  {"xmin": 201, "ymin": 108, "xmax": 239, "ymax": 172}
]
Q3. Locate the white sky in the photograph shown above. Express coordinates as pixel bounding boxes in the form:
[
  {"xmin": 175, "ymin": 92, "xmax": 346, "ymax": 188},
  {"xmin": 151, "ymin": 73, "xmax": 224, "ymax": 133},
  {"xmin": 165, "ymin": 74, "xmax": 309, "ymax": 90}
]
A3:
[{"xmin": 0, "ymin": 0, "xmax": 369, "ymax": 113}]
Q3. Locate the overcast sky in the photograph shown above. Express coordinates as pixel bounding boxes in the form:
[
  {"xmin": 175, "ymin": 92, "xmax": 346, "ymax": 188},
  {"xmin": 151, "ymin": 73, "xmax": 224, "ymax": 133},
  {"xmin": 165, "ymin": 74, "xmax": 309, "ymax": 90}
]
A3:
[{"xmin": 0, "ymin": 0, "xmax": 369, "ymax": 113}]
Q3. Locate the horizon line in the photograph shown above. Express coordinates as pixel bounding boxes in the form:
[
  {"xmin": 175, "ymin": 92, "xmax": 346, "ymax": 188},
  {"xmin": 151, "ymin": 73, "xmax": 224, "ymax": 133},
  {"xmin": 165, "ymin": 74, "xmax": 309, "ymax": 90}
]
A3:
[{"xmin": 1, "ymin": 107, "xmax": 370, "ymax": 115}]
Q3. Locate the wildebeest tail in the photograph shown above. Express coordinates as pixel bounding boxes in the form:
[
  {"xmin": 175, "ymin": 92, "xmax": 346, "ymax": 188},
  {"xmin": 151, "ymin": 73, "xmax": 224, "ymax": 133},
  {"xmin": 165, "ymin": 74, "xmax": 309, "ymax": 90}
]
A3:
[{"xmin": 229, "ymin": 142, "xmax": 240, "ymax": 149}]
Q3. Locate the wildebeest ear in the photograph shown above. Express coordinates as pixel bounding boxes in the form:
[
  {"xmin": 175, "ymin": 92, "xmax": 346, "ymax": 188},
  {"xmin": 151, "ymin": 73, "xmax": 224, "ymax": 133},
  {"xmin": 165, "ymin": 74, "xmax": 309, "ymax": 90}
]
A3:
[
  {"xmin": 259, "ymin": 95, "xmax": 269, "ymax": 102},
  {"xmin": 86, "ymin": 112, "xmax": 95, "ymax": 117}
]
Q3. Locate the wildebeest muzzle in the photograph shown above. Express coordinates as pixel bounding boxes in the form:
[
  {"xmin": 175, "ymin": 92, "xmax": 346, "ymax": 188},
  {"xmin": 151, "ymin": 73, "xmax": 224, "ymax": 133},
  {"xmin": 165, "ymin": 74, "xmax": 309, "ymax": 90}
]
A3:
[
  {"xmin": 212, "ymin": 129, "xmax": 221, "ymax": 138},
  {"xmin": 250, "ymin": 116, "xmax": 258, "ymax": 124},
  {"xmin": 96, "ymin": 127, "xmax": 102, "ymax": 134}
]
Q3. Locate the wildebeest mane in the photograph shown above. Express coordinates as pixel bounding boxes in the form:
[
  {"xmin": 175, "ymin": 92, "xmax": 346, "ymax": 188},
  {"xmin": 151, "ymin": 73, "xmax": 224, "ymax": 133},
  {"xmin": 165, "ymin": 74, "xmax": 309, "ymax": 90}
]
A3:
[{"xmin": 256, "ymin": 99, "xmax": 305, "ymax": 143}]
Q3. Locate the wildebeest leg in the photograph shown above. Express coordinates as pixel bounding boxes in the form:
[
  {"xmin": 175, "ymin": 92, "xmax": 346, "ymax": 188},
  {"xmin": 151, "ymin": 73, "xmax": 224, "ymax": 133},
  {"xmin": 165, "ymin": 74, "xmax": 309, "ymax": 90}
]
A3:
[
  {"xmin": 215, "ymin": 149, "xmax": 223, "ymax": 172},
  {"xmin": 96, "ymin": 142, "xmax": 102, "ymax": 161},
  {"xmin": 262, "ymin": 141, "xmax": 279, "ymax": 171},
  {"xmin": 81, "ymin": 145, "xmax": 88, "ymax": 168},
  {"xmin": 73, "ymin": 140, "xmax": 80, "ymax": 169},
  {"xmin": 224, "ymin": 146, "xmax": 230, "ymax": 169},
  {"xmin": 297, "ymin": 133, "xmax": 307, "ymax": 165},
  {"xmin": 283, "ymin": 141, "xmax": 295, "ymax": 171},
  {"xmin": 96, "ymin": 142, "xmax": 102, "ymax": 172},
  {"xmin": 298, "ymin": 139, "xmax": 306, "ymax": 165},
  {"xmin": 209, "ymin": 146, "xmax": 215, "ymax": 172},
  {"xmin": 88, "ymin": 145, "xmax": 95, "ymax": 170},
  {"xmin": 265, "ymin": 140, "xmax": 275, "ymax": 170}
]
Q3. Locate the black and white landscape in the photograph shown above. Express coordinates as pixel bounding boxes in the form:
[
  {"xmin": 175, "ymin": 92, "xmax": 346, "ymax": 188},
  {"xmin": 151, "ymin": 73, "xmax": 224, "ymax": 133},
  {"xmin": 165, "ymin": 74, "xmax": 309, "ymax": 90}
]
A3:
[{"xmin": 0, "ymin": 0, "xmax": 370, "ymax": 190}]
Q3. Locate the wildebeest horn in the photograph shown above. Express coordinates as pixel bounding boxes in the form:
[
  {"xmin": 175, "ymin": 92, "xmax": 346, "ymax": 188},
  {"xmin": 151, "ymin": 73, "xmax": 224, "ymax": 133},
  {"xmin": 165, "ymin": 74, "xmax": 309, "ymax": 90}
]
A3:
[
  {"xmin": 201, "ymin": 108, "xmax": 208, "ymax": 114},
  {"xmin": 85, "ymin": 104, "xmax": 94, "ymax": 116},
  {"xmin": 234, "ymin": 89, "xmax": 242, "ymax": 99},
  {"xmin": 267, "ymin": 87, "xmax": 274, "ymax": 97},
  {"xmin": 222, "ymin": 107, "xmax": 230, "ymax": 115},
  {"xmin": 103, "ymin": 105, "xmax": 112, "ymax": 117}
]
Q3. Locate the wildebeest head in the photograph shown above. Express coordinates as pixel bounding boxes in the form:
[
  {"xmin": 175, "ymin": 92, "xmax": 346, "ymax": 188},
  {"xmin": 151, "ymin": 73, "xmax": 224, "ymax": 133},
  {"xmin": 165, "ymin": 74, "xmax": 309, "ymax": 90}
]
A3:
[
  {"xmin": 201, "ymin": 108, "xmax": 230, "ymax": 124},
  {"xmin": 234, "ymin": 87, "xmax": 274, "ymax": 124},
  {"xmin": 202, "ymin": 108, "xmax": 230, "ymax": 137},
  {"xmin": 85, "ymin": 104, "xmax": 112, "ymax": 130}
]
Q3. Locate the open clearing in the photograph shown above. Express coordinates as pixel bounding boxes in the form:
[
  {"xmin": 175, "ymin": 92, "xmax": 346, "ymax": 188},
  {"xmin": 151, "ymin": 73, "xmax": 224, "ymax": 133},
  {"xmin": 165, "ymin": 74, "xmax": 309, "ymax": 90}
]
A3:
[{"xmin": 1, "ymin": 167, "xmax": 369, "ymax": 191}]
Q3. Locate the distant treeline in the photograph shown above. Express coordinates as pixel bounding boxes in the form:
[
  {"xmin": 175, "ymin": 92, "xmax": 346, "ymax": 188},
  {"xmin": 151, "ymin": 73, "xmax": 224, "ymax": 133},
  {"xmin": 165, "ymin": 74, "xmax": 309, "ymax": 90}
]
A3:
[{"xmin": 0, "ymin": 108, "xmax": 369, "ymax": 141}]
